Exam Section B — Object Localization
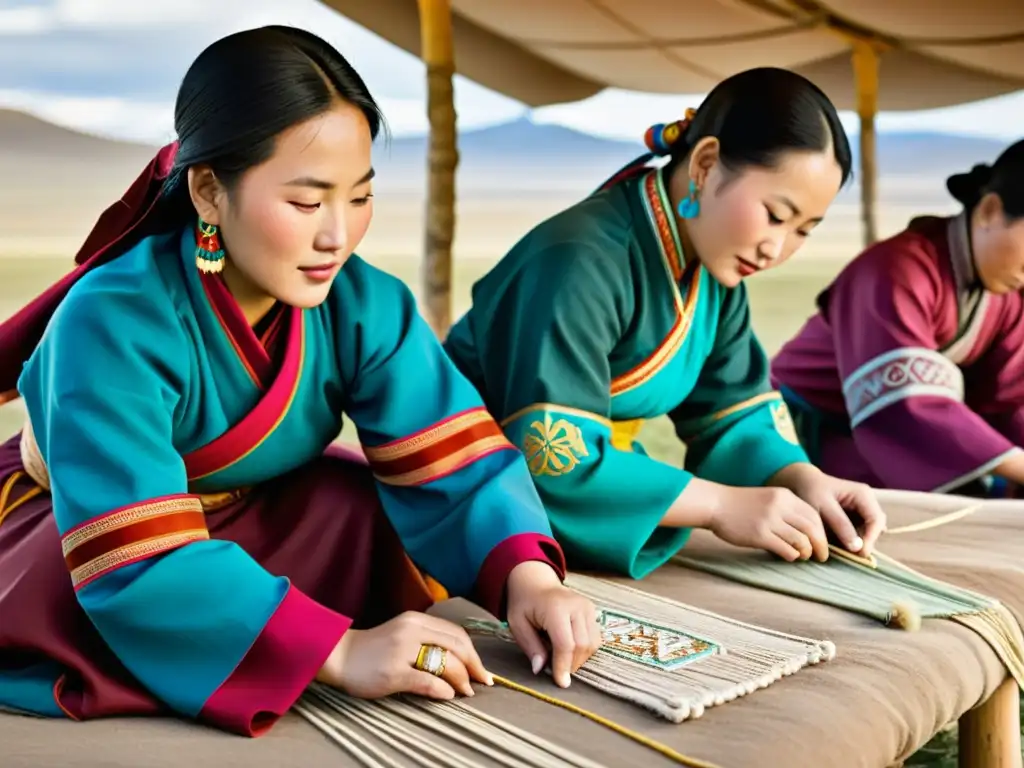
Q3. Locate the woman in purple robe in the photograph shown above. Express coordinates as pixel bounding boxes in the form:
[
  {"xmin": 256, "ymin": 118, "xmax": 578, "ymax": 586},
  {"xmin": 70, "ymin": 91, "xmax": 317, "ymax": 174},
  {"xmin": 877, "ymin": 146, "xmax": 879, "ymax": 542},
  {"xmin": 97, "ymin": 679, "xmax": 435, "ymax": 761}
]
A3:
[{"xmin": 771, "ymin": 139, "xmax": 1024, "ymax": 496}]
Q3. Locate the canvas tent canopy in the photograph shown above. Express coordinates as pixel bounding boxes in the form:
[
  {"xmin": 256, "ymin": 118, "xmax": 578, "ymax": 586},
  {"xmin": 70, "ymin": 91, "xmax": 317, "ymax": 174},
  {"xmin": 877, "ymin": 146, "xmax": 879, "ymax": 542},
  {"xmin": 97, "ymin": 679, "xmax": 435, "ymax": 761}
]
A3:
[{"xmin": 321, "ymin": 0, "xmax": 1024, "ymax": 334}]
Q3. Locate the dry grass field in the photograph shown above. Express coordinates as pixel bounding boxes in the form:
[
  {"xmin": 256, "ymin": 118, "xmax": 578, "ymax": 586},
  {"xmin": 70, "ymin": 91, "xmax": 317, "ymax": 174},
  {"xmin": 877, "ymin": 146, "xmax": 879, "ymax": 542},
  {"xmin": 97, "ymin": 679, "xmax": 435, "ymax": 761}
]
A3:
[{"xmin": 0, "ymin": 189, "xmax": 953, "ymax": 451}]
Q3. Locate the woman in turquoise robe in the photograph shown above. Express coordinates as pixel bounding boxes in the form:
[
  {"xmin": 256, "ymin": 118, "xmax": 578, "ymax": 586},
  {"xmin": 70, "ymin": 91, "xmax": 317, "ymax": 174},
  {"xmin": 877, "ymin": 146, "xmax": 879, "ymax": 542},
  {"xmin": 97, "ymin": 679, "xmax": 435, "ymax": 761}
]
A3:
[
  {"xmin": 0, "ymin": 26, "xmax": 598, "ymax": 735},
  {"xmin": 445, "ymin": 68, "xmax": 887, "ymax": 580}
]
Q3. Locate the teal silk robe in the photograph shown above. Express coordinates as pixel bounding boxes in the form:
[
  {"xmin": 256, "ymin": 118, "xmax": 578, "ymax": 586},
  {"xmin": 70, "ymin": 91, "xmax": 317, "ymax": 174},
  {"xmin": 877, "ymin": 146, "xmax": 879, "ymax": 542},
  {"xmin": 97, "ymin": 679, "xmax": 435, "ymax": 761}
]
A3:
[
  {"xmin": 5, "ymin": 227, "xmax": 563, "ymax": 733},
  {"xmin": 444, "ymin": 168, "xmax": 808, "ymax": 579}
]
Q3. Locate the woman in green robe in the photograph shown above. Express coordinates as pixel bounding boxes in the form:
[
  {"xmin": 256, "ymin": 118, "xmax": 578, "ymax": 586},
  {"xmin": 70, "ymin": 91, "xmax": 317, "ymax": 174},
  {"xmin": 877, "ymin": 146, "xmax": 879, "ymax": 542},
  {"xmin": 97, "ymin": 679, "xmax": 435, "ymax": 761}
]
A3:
[{"xmin": 444, "ymin": 67, "xmax": 887, "ymax": 580}]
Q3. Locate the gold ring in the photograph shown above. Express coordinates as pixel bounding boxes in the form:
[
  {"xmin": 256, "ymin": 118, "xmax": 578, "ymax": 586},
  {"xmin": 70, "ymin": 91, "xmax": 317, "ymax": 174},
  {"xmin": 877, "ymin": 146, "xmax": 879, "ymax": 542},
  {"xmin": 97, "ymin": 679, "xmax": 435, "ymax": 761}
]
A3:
[{"xmin": 415, "ymin": 644, "xmax": 447, "ymax": 677}]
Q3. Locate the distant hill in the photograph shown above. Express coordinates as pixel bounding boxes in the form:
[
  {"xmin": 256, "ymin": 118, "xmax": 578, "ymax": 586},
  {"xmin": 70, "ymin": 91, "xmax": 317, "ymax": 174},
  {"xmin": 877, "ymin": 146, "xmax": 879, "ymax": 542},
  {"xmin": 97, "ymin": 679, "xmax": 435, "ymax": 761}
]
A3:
[
  {"xmin": 375, "ymin": 117, "xmax": 1009, "ymax": 192},
  {"xmin": 0, "ymin": 107, "xmax": 1009, "ymax": 248},
  {"xmin": 0, "ymin": 107, "xmax": 1008, "ymax": 190},
  {"xmin": 0, "ymin": 108, "xmax": 156, "ymax": 161},
  {"xmin": 385, "ymin": 118, "xmax": 1008, "ymax": 175}
]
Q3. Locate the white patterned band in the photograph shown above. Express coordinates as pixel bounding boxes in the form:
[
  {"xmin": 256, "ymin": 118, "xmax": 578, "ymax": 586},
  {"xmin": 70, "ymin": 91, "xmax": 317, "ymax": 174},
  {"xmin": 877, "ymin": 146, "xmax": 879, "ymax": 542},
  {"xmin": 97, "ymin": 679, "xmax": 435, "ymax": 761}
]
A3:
[{"xmin": 842, "ymin": 347, "xmax": 964, "ymax": 429}]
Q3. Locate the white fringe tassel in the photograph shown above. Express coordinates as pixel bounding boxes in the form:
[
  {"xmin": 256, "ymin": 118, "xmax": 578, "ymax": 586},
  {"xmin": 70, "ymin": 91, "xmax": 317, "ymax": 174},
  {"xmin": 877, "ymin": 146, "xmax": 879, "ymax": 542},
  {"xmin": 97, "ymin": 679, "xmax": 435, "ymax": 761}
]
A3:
[
  {"xmin": 296, "ymin": 682, "xmax": 609, "ymax": 768},
  {"xmin": 469, "ymin": 573, "xmax": 835, "ymax": 724}
]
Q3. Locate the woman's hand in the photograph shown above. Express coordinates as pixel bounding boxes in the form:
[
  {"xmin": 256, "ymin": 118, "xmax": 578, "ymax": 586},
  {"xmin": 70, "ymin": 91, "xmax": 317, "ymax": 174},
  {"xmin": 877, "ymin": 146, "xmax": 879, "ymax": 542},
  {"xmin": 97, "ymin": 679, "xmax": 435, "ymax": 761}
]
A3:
[
  {"xmin": 769, "ymin": 463, "xmax": 887, "ymax": 556},
  {"xmin": 317, "ymin": 611, "xmax": 494, "ymax": 700},
  {"xmin": 704, "ymin": 484, "xmax": 831, "ymax": 562},
  {"xmin": 504, "ymin": 561, "xmax": 602, "ymax": 688}
]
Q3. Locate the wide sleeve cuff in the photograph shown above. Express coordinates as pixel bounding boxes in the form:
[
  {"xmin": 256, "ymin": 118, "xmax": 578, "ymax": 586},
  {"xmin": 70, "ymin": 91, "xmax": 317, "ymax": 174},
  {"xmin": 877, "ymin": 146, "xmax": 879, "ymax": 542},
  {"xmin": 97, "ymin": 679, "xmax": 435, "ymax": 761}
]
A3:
[
  {"xmin": 473, "ymin": 533, "xmax": 566, "ymax": 619},
  {"xmin": 743, "ymin": 439, "xmax": 810, "ymax": 488},
  {"xmin": 199, "ymin": 584, "xmax": 352, "ymax": 737}
]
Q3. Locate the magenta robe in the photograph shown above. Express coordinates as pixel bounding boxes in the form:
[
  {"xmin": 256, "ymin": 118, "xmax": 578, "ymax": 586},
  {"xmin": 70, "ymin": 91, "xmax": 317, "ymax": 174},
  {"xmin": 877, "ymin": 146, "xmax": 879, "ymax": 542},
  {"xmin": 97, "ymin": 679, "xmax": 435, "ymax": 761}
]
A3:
[{"xmin": 771, "ymin": 214, "xmax": 1024, "ymax": 494}]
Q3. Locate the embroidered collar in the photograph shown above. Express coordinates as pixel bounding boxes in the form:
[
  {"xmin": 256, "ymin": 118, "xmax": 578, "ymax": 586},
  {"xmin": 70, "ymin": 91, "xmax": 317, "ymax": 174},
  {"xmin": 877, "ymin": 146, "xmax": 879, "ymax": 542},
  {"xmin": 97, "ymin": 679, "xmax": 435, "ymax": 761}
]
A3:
[
  {"xmin": 637, "ymin": 167, "xmax": 689, "ymax": 282},
  {"xmin": 947, "ymin": 212, "xmax": 980, "ymax": 302}
]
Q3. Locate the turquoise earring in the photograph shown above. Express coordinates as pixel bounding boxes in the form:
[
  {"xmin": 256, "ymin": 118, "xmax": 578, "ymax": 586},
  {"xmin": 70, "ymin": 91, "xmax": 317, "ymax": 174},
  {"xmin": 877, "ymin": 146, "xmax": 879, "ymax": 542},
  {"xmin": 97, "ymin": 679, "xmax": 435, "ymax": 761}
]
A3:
[{"xmin": 677, "ymin": 179, "xmax": 700, "ymax": 219}]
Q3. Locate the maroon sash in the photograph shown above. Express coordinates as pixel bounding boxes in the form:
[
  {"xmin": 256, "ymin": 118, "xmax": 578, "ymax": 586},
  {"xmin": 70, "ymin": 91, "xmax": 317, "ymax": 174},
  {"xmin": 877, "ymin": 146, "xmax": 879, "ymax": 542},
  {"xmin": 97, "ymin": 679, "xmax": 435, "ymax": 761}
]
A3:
[{"xmin": 0, "ymin": 142, "xmax": 180, "ymax": 402}]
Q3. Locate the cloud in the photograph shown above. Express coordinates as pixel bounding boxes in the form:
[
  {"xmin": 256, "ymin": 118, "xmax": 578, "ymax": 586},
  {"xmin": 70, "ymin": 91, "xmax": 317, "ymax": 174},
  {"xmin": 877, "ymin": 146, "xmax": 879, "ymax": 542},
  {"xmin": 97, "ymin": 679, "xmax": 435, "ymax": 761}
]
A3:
[
  {"xmin": 0, "ymin": 0, "xmax": 1021, "ymax": 146},
  {"xmin": 530, "ymin": 88, "xmax": 1024, "ymax": 144},
  {"xmin": 0, "ymin": 0, "xmax": 516, "ymax": 103},
  {"xmin": 0, "ymin": 87, "xmax": 175, "ymax": 144},
  {"xmin": 0, "ymin": 0, "xmax": 526, "ymax": 140}
]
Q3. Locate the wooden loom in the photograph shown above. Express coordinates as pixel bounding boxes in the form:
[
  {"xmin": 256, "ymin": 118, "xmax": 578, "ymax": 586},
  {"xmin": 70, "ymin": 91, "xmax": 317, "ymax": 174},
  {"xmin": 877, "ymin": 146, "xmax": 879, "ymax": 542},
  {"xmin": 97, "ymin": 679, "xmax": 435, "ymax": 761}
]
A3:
[
  {"xmin": 672, "ymin": 504, "xmax": 1024, "ymax": 768},
  {"xmin": 294, "ymin": 571, "xmax": 839, "ymax": 768},
  {"xmin": 673, "ymin": 507, "xmax": 1024, "ymax": 693},
  {"xmin": 295, "ymin": 505, "xmax": 1024, "ymax": 767},
  {"xmin": 465, "ymin": 573, "xmax": 835, "ymax": 723}
]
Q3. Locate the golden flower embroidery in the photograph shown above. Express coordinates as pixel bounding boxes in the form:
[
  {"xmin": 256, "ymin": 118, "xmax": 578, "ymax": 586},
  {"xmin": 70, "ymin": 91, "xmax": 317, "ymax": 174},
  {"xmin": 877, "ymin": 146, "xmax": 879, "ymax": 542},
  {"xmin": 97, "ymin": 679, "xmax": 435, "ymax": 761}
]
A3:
[
  {"xmin": 771, "ymin": 401, "xmax": 800, "ymax": 445},
  {"xmin": 522, "ymin": 413, "xmax": 589, "ymax": 477}
]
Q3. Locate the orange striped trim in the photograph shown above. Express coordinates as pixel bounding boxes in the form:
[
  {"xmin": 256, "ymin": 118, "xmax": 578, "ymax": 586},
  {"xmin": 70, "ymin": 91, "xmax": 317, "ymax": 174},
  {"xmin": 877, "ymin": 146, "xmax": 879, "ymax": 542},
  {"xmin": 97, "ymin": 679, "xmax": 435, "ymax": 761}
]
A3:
[
  {"xmin": 644, "ymin": 171, "xmax": 685, "ymax": 281},
  {"xmin": 365, "ymin": 408, "xmax": 514, "ymax": 487},
  {"xmin": 61, "ymin": 495, "xmax": 209, "ymax": 590},
  {"xmin": 610, "ymin": 172, "xmax": 701, "ymax": 397}
]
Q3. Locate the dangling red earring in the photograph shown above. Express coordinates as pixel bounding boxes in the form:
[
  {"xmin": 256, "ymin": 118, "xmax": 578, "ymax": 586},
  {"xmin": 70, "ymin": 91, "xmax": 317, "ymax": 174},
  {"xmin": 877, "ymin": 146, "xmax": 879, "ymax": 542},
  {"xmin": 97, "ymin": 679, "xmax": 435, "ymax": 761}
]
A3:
[{"xmin": 195, "ymin": 218, "xmax": 226, "ymax": 274}]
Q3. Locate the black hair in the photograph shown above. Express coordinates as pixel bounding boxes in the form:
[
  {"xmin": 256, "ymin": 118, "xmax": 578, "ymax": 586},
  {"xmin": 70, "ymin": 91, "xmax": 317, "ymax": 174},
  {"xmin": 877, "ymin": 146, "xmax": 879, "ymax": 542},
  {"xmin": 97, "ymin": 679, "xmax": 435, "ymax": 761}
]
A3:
[
  {"xmin": 669, "ymin": 67, "xmax": 853, "ymax": 185},
  {"xmin": 161, "ymin": 25, "xmax": 386, "ymax": 218},
  {"xmin": 946, "ymin": 139, "xmax": 1024, "ymax": 220}
]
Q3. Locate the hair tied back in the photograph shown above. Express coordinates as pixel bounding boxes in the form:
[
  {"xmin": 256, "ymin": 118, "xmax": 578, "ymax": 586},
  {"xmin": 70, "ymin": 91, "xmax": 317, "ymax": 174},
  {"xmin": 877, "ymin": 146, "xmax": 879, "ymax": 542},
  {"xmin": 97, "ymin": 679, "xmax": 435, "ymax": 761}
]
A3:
[
  {"xmin": 946, "ymin": 162, "xmax": 994, "ymax": 208},
  {"xmin": 969, "ymin": 163, "xmax": 993, "ymax": 186},
  {"xmin": 644, "ymin": 107, "xmax": 697, "ymax": 157}
]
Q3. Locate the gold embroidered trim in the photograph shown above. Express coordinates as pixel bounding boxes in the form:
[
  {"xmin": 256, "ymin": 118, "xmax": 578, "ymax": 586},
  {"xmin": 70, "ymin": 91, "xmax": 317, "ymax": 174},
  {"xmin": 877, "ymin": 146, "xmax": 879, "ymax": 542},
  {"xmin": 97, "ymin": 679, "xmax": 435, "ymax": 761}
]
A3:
[
  {"xmin": 610, "ymin": 172, "xmax": 702, "ymax": 397},
  {"xmin": 709, "ymin": 392, "xmax": 782, "ymax": 423},
  {"xmin": 61, "ymin": 496, "xmax": 205, "ymax": 556},
  {"xmin": 364, "ymin": 409, "xmax": 494, "ymax": 463},
  {"xmin": 679, "ymin": 392, "xmax": 784, "ymax": 441},
  {"xmin": 374, "ymin": 435, "xmax": 511, "ymax": 487},
  {"xmin": 523, "ymin": 413, "xmax": 590, "ymax": 477},
  {"xmin": 70, "ymin": 530, "xmax": 210, "ymax": 588},
  {"xmin": 501, "ymin": 403, "xmax": 612, "ymax": 430}
]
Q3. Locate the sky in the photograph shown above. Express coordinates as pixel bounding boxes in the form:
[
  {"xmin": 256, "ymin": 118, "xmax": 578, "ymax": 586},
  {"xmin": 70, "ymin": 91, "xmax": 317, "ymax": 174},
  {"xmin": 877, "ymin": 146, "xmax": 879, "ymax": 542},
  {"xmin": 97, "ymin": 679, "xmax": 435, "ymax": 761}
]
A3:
[{"xmin": 1, "ymin": 0, "xmax": 1023, "ymax": 146}]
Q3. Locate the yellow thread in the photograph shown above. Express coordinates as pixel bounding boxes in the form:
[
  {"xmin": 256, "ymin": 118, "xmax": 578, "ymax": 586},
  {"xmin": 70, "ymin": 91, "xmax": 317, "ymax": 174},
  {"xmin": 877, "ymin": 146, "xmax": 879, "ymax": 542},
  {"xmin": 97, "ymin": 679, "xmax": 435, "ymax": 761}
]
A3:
[
  {"xmin": 827, "ymin": 543, "xmax": 877, "ymax": 569},
  {"xmin": 885, "ymin": 504, "xmax": 982, "ymax": 535},
  {"xmin": 491, "ymin": 674, "xmax": 724, "ymax": 768},
  {"xmin": 0, "ymin": 471, "xmax": 42, "ymax": 528}
]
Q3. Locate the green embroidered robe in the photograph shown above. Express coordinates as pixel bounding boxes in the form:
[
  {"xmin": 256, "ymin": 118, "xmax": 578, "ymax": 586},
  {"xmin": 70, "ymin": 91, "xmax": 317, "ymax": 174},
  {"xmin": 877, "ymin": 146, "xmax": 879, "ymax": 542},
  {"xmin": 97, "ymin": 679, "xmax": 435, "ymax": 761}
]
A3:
[{"xmin": 444, "ymin": 168, "xmax": 807, "ymax": 578}]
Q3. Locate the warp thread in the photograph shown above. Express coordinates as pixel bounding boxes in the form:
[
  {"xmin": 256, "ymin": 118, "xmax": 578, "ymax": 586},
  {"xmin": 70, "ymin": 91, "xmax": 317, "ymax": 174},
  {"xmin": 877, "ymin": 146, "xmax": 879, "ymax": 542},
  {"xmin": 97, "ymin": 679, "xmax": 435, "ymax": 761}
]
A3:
[
  {"xmin": 673, "ymin": 544, "xmax": 1024, "ymax": 691},
  {"xmin": 295, "ymin": 681, "xmax": 724, "ymax": 768},
  {"xmin": 466, "ymin": 572, "xmax": 834, "ymax": 724}
]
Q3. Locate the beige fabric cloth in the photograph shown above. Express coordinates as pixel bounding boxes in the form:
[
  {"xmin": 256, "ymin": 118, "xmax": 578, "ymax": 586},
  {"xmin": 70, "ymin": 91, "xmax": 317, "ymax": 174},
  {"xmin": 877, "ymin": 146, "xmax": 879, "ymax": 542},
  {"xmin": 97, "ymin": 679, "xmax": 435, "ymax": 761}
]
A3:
[
  {"xmin": 322, "ymin": 0, "xmax": 1024, "ymax": 111},
  {"xmin": 2, "ymin": 489, "xmax": 1021, "ymax": 768}
]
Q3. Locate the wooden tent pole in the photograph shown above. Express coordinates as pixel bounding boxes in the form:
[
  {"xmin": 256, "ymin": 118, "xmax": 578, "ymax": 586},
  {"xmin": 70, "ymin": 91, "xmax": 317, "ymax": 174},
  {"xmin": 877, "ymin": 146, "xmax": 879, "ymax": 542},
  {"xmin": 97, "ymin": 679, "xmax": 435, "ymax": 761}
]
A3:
[
  {"xmin": 852, "ymin": 42, "xmax": 880, "ymax": 248},
  {"xmin": 417, "ymin": 0, "xmax": 458, "ymax": 337}
]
